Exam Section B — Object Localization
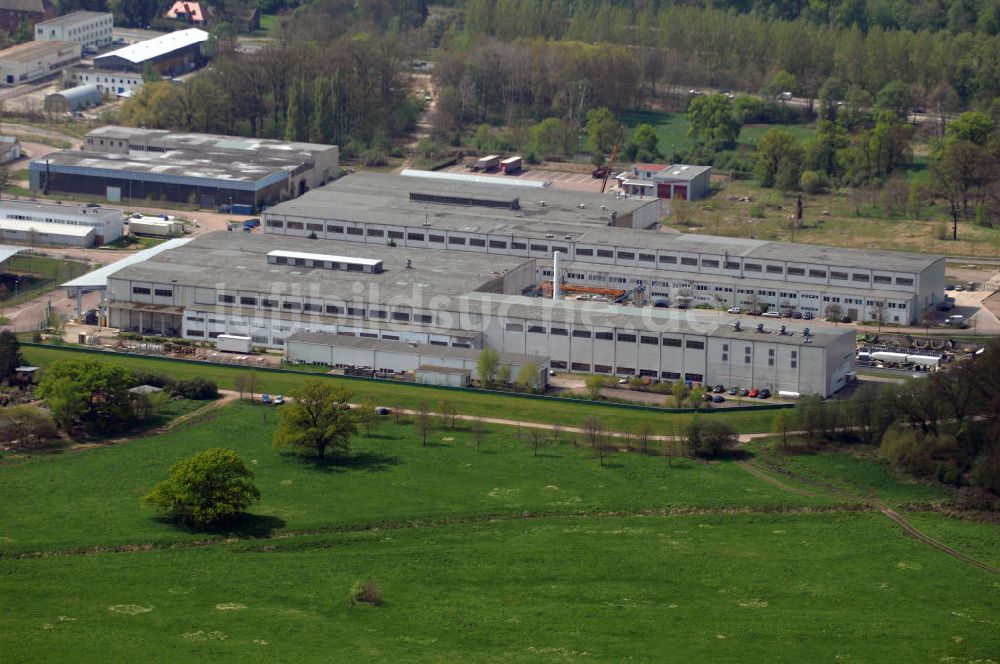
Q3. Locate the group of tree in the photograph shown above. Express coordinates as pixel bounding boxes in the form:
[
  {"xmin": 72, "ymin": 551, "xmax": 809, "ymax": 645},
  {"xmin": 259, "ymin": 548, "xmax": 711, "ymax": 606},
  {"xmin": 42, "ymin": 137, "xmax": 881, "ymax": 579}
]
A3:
[
  {"xmin": 458, "ymin": 1, "xmax": 1000, "ymax": 111},
  {"xmin": 35, "ymin": 360, "xmax": 217, "ymax": 435},
  {"xmin": 475, "ymin": 349, "xmax": 540, "ymax": 392},
  {"xmin": 119, "ymin": 29, "xmax": 420, "ymax": 163},
  {"xmin": 774, "ymin": 338, "xmax": 1000, "ymax": 498}
]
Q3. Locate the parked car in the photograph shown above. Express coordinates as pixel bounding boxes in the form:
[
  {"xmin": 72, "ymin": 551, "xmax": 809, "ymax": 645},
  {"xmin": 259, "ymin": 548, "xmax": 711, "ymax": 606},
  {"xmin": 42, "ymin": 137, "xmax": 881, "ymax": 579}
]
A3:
[
  {"xmin": 727, "ymin": 307, "xmax": 741, "ymax": 314},
  {"xmin": 618, "ymin": 377, "xmax": 629, "ymax": 384},
  {"xmin": 713, "ymin": 384, "xmax": 725, "ymax": 393},
  {"xmin": 758, "ymin": 389, "xmax": 771, "ymax": 399},
  {"xmin": 728, "ymin": 387, "xmax": 738, "ymax": 395},
  {"xmin": 762, "ymin": 311, "xmax": 781, "ymax": 318},
  {"xmin": 945, "ymin": 284, "xmax": 955, "ymax": 290},
  {"xmin": 802, "ymin": 312, "xmax": 814, "ymax": 320},
  {"xmin": 748, "ymin": 388, "xmax": 760, "ymax": 398},
  {"xmin": 376, "ymin": 407, "xmax": 392, "ymax": 415},
  {"xmin": 739, "ymin": 388, "xmax": 749, "ymax": 397},
  {"xmin": 274, "ymin": 395, "xmax": 285, "ymax": 405},
  {"xmin": 704, "ymin": 393, "xmax": 715, "ymax": 402},
  {"xmin": 840, "ymin": 316, "xmax": 852, "ymax": 324},
  {"xmin": 712, "ymin": 395, "xmax": 725, "ymax": 403},
  {"xmin": 261, "ymin": 394, "xmax": 272, "ymax": 405},
  {"xmin": 792, "ymin": 311, "xmax": 803, "ymax": 319}
]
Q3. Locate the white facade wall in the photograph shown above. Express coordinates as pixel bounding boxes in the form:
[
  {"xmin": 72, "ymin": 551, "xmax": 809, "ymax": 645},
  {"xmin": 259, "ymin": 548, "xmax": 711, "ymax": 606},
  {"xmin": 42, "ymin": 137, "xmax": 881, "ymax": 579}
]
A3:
[
  {"xmin": 66, "ymin": 69, "xmax": 142, "ymax": 96},
  {"xmin": 36, "ymin": 12, "xmax": 113, "ymax": 49},
  {"xmin": 0, "ymin": 42, "xmax": 81, "ymax": 85},
  {"xmin": 0, "ymin": 202, "xmax": 122, "ymax": 243},
  {"xmin": 262, "ymin": 215, "xmax": 938, "ymax": 323}
]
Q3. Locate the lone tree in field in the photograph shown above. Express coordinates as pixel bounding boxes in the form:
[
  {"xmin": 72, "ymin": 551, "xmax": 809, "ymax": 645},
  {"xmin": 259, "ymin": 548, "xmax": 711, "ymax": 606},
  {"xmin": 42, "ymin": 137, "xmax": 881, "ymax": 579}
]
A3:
[
  {"xmin": 234, "ymin": 371, "xmax": 258, "ymax": 401},
  {"xmin": 585, "ymin": 374, "xmax": 605, "ymax": 400},
  {"xmin": 528, "ymin": 427, "xmax": 547, "ymax": 456},
  {"xmin": 771, "ymin": 409, "xmax": 794, "ymax": 453},
  {"xmin": 415, "ymin": 401, "xmax": 433, "ymax": 445},
  {"xmin": 355, "ymin": 395, "xmax": 379, "ymax": 437},
  {"xmin": 582, "ymin": 416, "xmax": 605, "ymax": 448},
  {"xmin": 272, "ymin": 380, "xmax": 356, "ymax": 462},
  {"xmin": 634, "ymin": 421, "xmax": 654, "ymax": 455},
  {"xmin": 142, "ymin": 448, "xmax": 260, "ymax": 529},
  {"xmin": 472, "ymin": 417, "xmax": 486, "ymax": 452}
]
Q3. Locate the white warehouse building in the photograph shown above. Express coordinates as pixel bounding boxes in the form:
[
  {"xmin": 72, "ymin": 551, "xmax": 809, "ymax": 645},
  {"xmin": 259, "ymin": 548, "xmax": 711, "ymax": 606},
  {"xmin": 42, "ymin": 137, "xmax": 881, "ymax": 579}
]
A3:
[
  {"xmin": 35, "ymin": 11, "xmax": 113, "ymax": 50},
  {"xmin": 0, "ymin": 200, "xmax": 123, "ymax": 246},
  {"xmin": 100, "ymin": 232, "xmax": 856, "ymax": 396},
  {"xmin": 261, "ymin": 173, "xmax": 944, "ymax": 325}
]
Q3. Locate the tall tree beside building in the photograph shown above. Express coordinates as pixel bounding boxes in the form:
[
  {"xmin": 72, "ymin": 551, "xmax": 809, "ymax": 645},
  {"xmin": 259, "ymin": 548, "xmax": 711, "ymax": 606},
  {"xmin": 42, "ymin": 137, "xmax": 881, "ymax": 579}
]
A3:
[{"xmin": 284, "ymin": 79, "xmax": 311, "ymax": 142}]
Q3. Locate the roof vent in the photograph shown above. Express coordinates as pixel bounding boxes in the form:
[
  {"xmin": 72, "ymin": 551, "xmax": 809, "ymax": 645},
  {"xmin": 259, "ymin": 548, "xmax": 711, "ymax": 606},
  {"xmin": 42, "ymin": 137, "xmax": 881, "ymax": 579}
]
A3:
[
  {"xmin": 755, "ymin": 323, "xmax": 765, "ymax": 333},
  {"xmin": 421, "ymin": 221, "xmax": 431, "ymax": 226},
  {"xmin": 405, "ymin": 258, "xmax": 412, "ymax": 269},
  {"xmin": 803, "ymin": 327, "xmax": 811, "ymax": 336},
  {"xmin": 578, "ymin": 203, "xmax": 586, "ymax": 209},
  {"xmin": 779, "ymin": 325, "xmax": 787, "ymax": 335},
  {"xmin": 545, "ymin": 233, "xmax": 554, "ymax": 239},
  {"xmin": 564, "ymin": 235, "xmax": 572, "ymax": 240},
  {"xmin": 600, "ymin": 205, "xmax": 607, "ymax": 210},
  {"xmin": 539, "ymin": 201, "xmax": 546, "ymax": 206},
  {"xmin": 732, "ymin": 321, "xmax": 741, "ymax": 332}
]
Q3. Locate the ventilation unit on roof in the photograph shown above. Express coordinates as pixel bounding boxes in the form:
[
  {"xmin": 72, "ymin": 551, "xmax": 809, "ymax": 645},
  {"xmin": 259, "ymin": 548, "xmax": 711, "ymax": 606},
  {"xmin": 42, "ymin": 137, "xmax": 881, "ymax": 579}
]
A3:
[
  {"xmin": 732, "ymin": 321, "xmax": 741, "ymax": 332},
  {"xmin": 539, "ymin": 201, "xmax": 546, "ymax": 206},
  {"xmin": 755, "ymin": 323, "xmax": 765, "ymax": 333},
  {"xmin": 545, "ymin": 233, "xmax": 554, "ymax": 239},
  {"xmin": 577, "ymin": 203, "xmax": 586, "ymax": 209},
  {"xmin": 803, "ymin": 327, "xmax": 811, "ymax": 336},
  {"xmin": 779, "ymin": 325, "xmax": 787, "ymax": 335},
  {"xmin": 268, "ymin": 250, "xmax": 383, "ymax": 274},
  {"xmin": 409, "ymin": 191, "xmax": 520, "ymax": 211},
  {"xmin": 564, "ymin": 235, "xmax": 572, "ymax": 240}
]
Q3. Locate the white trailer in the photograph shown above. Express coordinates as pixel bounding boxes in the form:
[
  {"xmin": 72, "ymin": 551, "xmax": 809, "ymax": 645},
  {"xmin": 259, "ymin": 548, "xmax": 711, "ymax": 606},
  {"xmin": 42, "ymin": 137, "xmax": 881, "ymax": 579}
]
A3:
[
  {"xmin": 128, "ymin": 218, "xmax": 184, "ymax": 237},
  {"xmin": 500, "ymin": 156, "xmax": 522, "ymax": 174},
  {"xmin": 475, "ymin": 154, "xmax": 500, "ymax": 171},
  {"xmin": 871, "ymin": 351, "xmax": 909, "ymax": 364},
  {"xmin": 216, "ymin": 334, "xmax": 252, "ymax": 353},
  {"xmin": 906, "ymin": 354, "xmax": 941, "ymax": 369}
]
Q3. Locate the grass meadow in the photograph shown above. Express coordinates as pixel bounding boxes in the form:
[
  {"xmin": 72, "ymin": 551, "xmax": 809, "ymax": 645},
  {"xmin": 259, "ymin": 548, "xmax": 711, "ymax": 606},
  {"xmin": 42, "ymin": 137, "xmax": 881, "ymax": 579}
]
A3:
[
  {"xmin": 1, "ymin": 401, "xmax": 998, "ymax": 661},
  {"xmin": 20, "ymin": 346, "xmax": 783, "ymax": 433}
]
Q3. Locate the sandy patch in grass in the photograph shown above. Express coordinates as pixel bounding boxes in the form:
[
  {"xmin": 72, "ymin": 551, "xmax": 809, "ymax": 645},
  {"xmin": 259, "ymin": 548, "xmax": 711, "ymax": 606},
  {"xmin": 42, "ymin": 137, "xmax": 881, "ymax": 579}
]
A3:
[
  {"xmin": 183, "ymin": 630, "xmax": 227, "ymax": 641},
  {"xmin": 254, "ymin": 639, "xmax": 268, "ymax": 646},
  {"xmin": 896, "ymin": 561, "xmax": 923, "ymax": 570},
  {"xmin": 280, "ymin": 479, "xmax": 293, "ymax": 485},
  {"xmin": 215, "ymin": 603, "xmax": 247, "ymax": 611},
  {"xmin": 109, "ymin": 605, "xmax": 153, "ymax": 615},
  {"xmin": 441, "ymin": 437, "xmax": 454, "ymax": 442},
  {"xmin": 772, "ymin": 529, "xmax": 786, "ymax": 534},
  {"xmin": 738, "ymin": 598, "xmax": 769, "ymax": 608},
  {"xmin": 488, "ymin": 487, "xmax": 522, "ymax": 498},
  {"xmin": 544, "ymin": 485, "xmax": 559, "ymax": 491}
]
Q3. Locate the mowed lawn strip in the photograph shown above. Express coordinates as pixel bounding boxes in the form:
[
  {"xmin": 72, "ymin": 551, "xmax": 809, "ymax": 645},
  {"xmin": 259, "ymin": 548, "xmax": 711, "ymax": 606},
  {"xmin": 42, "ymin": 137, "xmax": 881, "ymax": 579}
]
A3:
[
  {"xmin": 1, "ymin": 513, "xmax": 997, "ymax": 663},
  {"xmin": 0, "ymin": 402, "xmax": 837, "ymax": 555},
  {"xmin": 20, "ymin": 346, "xmax": 780, "ymax": 432}
]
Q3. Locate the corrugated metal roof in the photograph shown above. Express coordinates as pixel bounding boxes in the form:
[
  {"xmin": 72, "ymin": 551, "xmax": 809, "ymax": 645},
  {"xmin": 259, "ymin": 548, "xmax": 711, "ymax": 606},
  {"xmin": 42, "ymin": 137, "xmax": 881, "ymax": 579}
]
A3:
[
  {"xmin": 0, "ymin": 243, "xmax": 29, "ymax": 264},
  {"xmin": 61, "ymin": 237, "xmax": 192, "ymax": 290},
  {"xmin": 400, "ymin": 168, "xmax": 549, "ymax": 188},
  {"xmin": 95, "ymin": 28, "xmax": 207, "ymax": 65},
  {"xmin": 0, "ymin": 219, "xmax": 94, "ymax": 237}
]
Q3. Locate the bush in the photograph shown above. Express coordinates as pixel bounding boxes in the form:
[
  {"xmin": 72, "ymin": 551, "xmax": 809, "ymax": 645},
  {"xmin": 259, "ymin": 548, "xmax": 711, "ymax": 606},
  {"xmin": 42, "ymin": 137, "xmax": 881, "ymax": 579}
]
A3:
[
  {"xmin": 350, "ymin": 579, "xmax": 383, "ymax": 606},
  {"xmin": 935, "ymin": 221, "xmax": 949, "ymax": 241},
  {"xmin": 0, "ymin": 405, "xmax": 58, "ymax": 449},
  {"xmin": 142, "ymin": 448, "xmax": 260, "ymax": 528},
  {"xmin": 799, "ymin": 170, "xmax": 827, "ymax": 194},
  {"xmin": 749, "ymin": 203, "xmax": 765, "ymax": 218},
  {"xmin": 685, "ymin": 418, "xmax": 738, "ymax": 457},
  {"xmin": 173, "ymin": 377, "xmax": 218, "ymax": 400}
]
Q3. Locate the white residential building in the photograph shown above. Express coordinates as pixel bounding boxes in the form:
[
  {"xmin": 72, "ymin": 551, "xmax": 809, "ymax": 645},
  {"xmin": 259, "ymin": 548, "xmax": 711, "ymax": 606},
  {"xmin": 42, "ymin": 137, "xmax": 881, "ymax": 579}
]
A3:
[{"xmin": 35, "ymin": 11, "xmax": 113, "ymax": 50}]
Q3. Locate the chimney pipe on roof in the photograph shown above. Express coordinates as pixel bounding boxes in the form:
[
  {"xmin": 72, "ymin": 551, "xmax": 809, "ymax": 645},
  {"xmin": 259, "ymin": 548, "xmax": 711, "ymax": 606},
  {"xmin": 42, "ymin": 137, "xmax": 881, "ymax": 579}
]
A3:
[{"xmin": 552, "ymin": 250, "xmax": 562, "ymax": 301}]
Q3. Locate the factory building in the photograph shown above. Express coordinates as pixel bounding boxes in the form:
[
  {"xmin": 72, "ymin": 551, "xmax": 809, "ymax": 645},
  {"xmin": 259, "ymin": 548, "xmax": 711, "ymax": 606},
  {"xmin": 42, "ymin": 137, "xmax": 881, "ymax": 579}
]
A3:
[
  {"xmin": 94, "ymin": 27, "xmax": 207, "ymax": 75},
  {"xmin": 620, "ymin": 163, "xmax": 712, "ymax": 201},
  {"xmin": 262, "ymin": 173, "xmax": 944, "ymax": 324},
  {"xmin": 64, "ymin": 68, "xmax": 143, "ymax": 96},
  {"xmin": 30, "ymin": 126, "xmax": 339, "ymax": 209},
  {"xmin": 34, "ymin": 11, "xmax": 113, "ymax": 50},
  {"xmin": 0, "ymin": 200, "xmax": 122, "ymax": 245},
  {"xmin": 101, "ymin": 231, "xmax": 855, "ymax": 396},
  {"xmin": 0, "ymin": 39, "xmax": 80, "ymax": 85},
  {"xmin": 0, "ymin": 0, "xmax": 55, "ymax": 33}
]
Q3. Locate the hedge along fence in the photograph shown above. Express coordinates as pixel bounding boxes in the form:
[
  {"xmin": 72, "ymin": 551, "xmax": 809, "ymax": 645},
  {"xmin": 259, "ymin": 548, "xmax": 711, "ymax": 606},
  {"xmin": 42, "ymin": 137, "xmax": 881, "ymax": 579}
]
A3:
[{"xmin": 20, "ymin": 342, "xmax": 794, "ymax": 417}]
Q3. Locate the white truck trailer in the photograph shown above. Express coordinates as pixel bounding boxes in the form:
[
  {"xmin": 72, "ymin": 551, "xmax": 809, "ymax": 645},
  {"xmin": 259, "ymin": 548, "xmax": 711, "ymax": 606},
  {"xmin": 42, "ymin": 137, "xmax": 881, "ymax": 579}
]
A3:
[
  {"xmin": 475, "ymin": 154, "xmax": 500, "ymax": 171},
  {"xmin": 128, "ymin": 217, "xmax": 184, "ymax": 237}
]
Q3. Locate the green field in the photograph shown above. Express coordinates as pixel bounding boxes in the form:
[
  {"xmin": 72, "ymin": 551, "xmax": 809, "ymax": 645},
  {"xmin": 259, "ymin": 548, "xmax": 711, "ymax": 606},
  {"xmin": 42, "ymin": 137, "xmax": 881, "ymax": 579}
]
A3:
[
  {"xmin": 20, "ymin": 346, "xmax": 784, "ymax": 433},
  {"xmin": 0, "ymin": 401, "xmax": 997, "ymax": 661},
  {"xmin": 0, "ymin": 255, "xmax": 90, "ymax": 307},
  {"xmin": 619, "ymin": 110, "xmax": 815, "ymax": 157}
]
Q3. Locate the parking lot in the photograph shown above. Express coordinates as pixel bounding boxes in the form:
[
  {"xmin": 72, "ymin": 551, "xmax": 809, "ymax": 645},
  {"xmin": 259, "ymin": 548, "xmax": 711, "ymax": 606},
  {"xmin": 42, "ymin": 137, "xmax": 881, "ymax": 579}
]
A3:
[{"xmin": 437, "ymin": 162, "xmax": 609, "ymax": 193}]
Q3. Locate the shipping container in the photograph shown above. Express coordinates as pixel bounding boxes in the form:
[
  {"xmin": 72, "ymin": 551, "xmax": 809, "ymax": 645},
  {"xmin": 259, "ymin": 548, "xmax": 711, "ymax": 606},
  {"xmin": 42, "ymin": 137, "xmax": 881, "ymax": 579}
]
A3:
[
  {"xmin": 128, "ymin": 218, "xmax": 184, "ymax": 237},
  {"xmin": 216, "ymin": 334, "xmax": 252, "ymax": 353},
  {"xmin": 474, "ymin": 154, "xmax": 500, "ymax": 171}
]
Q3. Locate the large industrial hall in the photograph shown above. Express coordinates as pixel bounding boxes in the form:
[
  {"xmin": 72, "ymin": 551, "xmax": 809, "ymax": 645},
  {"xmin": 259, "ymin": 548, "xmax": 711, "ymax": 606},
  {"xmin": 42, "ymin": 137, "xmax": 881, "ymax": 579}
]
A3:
[
  {"xmin": 102, "ymin": 231, "xmax": 856, "ymax": 397},
  {"xmin": 262, "ymin": 172, "xmax": 945, "ymax": 325}
]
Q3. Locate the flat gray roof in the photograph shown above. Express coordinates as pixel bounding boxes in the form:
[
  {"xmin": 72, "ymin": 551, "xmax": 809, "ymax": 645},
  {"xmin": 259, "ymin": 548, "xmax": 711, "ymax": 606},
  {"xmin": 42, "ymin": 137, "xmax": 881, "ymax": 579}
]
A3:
[
  {"xmin": 265, "ymin": 171, "xmax": 660, "ymax": 228},
  {"xmin": 655, "ymin": 164, "xmax": 712, "ymax": 181},
  {"xmin": 0, "ymin": 200, "xmax": 121, "ymax": 221},
  {"xmin": 264, "ymin": 172, "xmax": 942, "ymax": 274},
  {"xmin": 109, "ymin": 232, "xmax": 533, "ymax": 303},
  {"xmin": 33, "ymin": 148, "xmax": 303, "ymax": 185},
  {"xmin": 95, "ymin": 28, "xmax": 206, "ymax": 65},
  {"xmin": 63, "ymin": 237, "xmax": 192, "ymax": 290},
  {"xmin": 37, "ymin": 10, "xmax": 111, "ymax": 28},
  {"xmin": 286, "ymin": 331, "xmax": 547, "ymax": 367},
  {"xmin": 0, "ymin": 40, "xmax": 78, "ymax": 63},
  {"xmin": 458, "ymin": 292, "xmax": 855, "ymax": 348},
  {"xmin": 87, "ymin": 126, "xmax": 337, "ymax": 156}
]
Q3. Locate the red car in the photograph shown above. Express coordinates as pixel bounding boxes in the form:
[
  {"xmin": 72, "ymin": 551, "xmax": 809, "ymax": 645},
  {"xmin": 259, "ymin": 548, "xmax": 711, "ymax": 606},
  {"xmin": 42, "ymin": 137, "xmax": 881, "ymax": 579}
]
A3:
[{"xmin": 748, "ymin": 388, "xmax": 760, "ymax": 398}]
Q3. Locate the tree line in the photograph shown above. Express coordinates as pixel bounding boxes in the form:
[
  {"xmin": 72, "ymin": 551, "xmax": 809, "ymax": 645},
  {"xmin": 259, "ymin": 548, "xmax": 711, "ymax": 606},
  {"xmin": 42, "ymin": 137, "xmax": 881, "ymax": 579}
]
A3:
[
  {"xmin": 774, "ymin": 339, "xmax": 1000, "ymax": 501},
  {"xmin": 456, "ymin": 1, "xmax": 1000, "ymax": 110},
  {"xmin": 118, "ymin": 36, "xmax": 420, "ymax": 162}
]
